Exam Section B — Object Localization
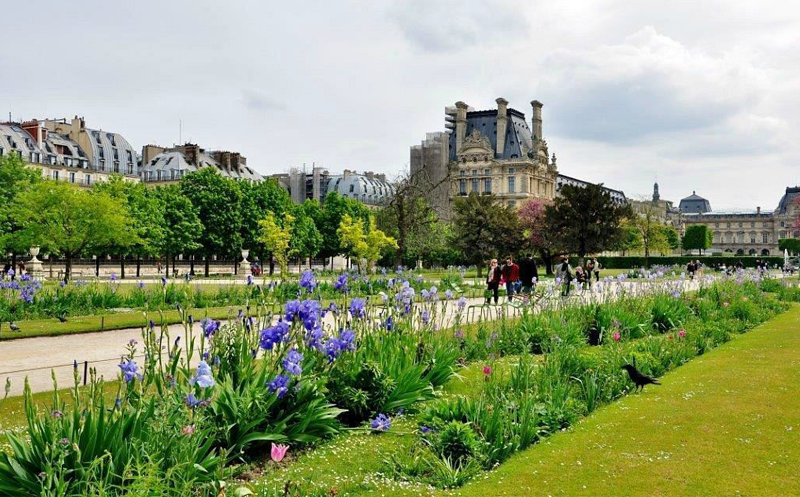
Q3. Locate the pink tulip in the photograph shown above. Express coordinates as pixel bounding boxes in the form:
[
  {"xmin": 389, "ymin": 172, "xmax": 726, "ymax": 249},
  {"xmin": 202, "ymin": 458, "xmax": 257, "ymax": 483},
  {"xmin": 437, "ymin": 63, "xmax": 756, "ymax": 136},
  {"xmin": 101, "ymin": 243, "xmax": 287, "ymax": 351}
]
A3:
[
  {"xmin": 678, "ymin": 329, "xmax": 686, "ymax": 338},
  {"xmin": 612, "ymin": 332, "xmax": 621, "ymax": 343},
  {"xmin": 483, "ymin": 366, "xmax": 491, "ymax": 375},
  {"xmin": 271, "ymin": 443, "xmax": 289, "ymax": 462}
]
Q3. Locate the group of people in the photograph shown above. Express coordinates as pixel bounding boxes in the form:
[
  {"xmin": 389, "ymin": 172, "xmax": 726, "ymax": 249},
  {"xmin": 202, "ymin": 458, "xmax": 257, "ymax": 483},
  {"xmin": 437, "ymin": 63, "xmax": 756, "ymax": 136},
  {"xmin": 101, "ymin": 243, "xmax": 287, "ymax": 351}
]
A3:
[
  {"xmin": 1, "ymin": 262, "xmax": 25, "ymax": 280},
  {"xmin": 485, "ymin": 255, "xmax": 602, "ymax": 303},
  {"xmin": 484, "ymin": 255, "xmax": 539, "ymax": 304},
  {"xmin": 554, "ymin": 256, "xmax": 602, "ymax": 296},
  {"xmin": 686, "ymin": 260, "xmax": 704, "ymax": 279}
]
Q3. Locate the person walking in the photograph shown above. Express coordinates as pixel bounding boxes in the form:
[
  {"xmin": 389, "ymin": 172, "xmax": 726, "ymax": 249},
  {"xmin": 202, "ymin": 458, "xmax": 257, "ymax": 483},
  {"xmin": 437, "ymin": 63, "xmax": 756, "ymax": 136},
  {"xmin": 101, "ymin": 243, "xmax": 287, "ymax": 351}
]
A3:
[
  {"xmin": 485, "ymin": 259, "xmax": 502, "ymax": 305},
  {"xmin": 585, "ymin": 259, "xmax": 595, "ymax": 288},
  {"xmin": 557, "ymin": 256, "xmax": 574, "ymax": 296},
  {"xmin": 502, "ymin": 257, "xmax": 520, "ymax": 301},
  {"xmin": 519, "ymin": 253, "xmax": 539, "ymax": 294},
  {"xmin": 593, "ymin": 258, "xmax": 602, "ymax": 282},
  {"xmin": 687, "ymin": 260, "xmax": 696, "ymax": 280}
]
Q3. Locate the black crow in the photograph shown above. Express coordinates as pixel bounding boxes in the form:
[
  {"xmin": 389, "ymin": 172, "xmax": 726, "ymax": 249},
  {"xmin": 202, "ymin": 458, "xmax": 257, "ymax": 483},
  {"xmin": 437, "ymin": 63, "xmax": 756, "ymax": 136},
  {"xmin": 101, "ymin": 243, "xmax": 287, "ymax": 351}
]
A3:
[
  {"xmin": 622, "ymin": 364, "xmax": 660, "ymax": 392},
  {"xmin": 9, "ymin": 322, "xmax": 20, "ymax": 332},
  {"xmin": 58, "ymin": 314, "xmax": 68, "ymax": 323}
]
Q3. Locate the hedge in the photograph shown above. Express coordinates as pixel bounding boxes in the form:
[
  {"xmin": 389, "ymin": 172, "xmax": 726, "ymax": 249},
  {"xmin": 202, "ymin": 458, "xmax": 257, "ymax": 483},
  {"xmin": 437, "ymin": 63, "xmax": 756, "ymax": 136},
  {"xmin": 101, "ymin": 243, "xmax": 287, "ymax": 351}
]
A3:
[{"xmin": 596, "ymin": 256, "xmax": 785, "ymax": 269}]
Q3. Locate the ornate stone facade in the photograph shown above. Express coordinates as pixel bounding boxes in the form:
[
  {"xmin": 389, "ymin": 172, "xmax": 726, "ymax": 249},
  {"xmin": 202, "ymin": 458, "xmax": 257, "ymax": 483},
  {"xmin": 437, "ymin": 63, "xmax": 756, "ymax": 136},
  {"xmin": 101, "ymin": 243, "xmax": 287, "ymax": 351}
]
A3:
[
  {"xmin": 680, "ymin": 187, "xmax": 800, "ymax": 256},
  {"xmin": 411, "ymin": 98, "xmax": 559, "ymax": 218}
]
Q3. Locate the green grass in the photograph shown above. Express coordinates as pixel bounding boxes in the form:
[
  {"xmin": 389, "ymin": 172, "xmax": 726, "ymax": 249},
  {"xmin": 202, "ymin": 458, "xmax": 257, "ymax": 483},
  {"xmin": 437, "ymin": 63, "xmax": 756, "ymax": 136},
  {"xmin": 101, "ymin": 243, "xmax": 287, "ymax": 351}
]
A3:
[
  {"xmin": 247, "ymin": 303, "xmax": 800, "ymax": 496},
  {"xmin": 452, "ymin": 304, "xmax": 800, "ymax": 497},
  {"xmin": 0, "ymin": 305, "xmax": 258, "ymax": 340}
]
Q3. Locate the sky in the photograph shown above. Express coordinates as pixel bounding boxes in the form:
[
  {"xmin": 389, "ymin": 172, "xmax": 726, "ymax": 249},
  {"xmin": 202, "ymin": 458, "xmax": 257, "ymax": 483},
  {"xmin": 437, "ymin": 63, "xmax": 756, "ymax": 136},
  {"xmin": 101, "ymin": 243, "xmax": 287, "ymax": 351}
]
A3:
[{"xmin": 1, "ymin": 0, "xmax": 798, "ymax": 210}]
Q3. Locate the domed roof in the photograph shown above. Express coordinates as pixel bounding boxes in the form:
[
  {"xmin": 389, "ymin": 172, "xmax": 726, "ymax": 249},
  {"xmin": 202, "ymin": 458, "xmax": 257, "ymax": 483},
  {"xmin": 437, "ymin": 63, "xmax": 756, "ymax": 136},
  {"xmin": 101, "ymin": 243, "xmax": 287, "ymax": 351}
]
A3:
[
  {"xmin": 327, "ymin": 173, "xmax": 395, "ymax": 206},
  {"xmin": 679, "ymin": 191, "xmax": 711, "ymax": 214}
]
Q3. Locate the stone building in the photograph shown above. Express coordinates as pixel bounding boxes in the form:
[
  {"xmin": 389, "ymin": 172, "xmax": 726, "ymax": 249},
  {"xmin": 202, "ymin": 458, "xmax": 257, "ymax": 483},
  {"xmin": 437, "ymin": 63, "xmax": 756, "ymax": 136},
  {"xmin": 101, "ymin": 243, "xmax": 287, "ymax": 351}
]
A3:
[
  {"xmin": 0, "ymin": 118, "xmax": 136, "ymax": 186},
  {"xmin": 410, "ymin": 98, "xmax": 625, "ymax": 218},
  {"xmin": 43, "ymin": 117, "xmax": 138, "ymax": 178},
  {"xmin": 557, "ymin": 174, "xmax": 627, "ymax": 205},
  {"xmin": 630, "ymin": 182, "xmax": 682, "ymax": 228},
  {"xmin": 681, "ymin": 187, "xmax": 800, "ymax": 255},
  {"xmin": 271, "ymin": 166, "xmax": 395, "ymax": 208},
  {"xmin": 140, "ymin": 143, "xmax": 262, "ymax": 183}
]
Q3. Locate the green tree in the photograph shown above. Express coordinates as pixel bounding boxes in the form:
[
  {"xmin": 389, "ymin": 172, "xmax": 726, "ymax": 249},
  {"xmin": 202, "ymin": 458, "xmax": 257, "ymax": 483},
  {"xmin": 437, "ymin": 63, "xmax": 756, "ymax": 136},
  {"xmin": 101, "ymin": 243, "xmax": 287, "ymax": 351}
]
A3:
[
  {"xmin": 93, "ymin": 176, "xmax": 165, "ymax": 277},
  {"xmin": 545, "ymin": 183, "xmax": 633, "ymax": 264},
  {"xmin": 258, "ymin": 212, "xmax": 293, "ymax": 278},
  {"xmin": 10, "ymin": 181, "xmax": 137, "ymax": 281},
  {"xmin": 682, "ymin": 224, "xmax": 713, "ymax": 255},
  {"xmin": 291, "ymin": 210, "xmax": 323, "ymax": 269},
  {"xmin": 318, "ymin": 192, "xmax": 370, "ymax": 265},
  {"xmin": 663, "ymin": 225, "xmax": 681, "ymax": 251},
  {"xmin": 153, "ymin": 185, "xmax": 203, "ymax": 276},
  {"xmin": 180, "ymin": 168, "xmax": 243, "ymax": 276},
  {"xmin": 632, "ymin": 211, "xmax": 671, "ymax": 263},
  {"xmin": 613, "ymin": 220, "xmax": 643, "ymax": 256},
  {"xmin": 778, "ymin": 238, "xmax": 800, "ymax": 255},
  {"xmin": 450, "ymin": 193, "xmax": 522, "ymax": 276},
  {"xmin": 376, "ymin": 196, "xmax": 445, "ymax": 268},
  {"xmin": 0, "ymin": 154, "xmax": 42, "ymax": 262},
  {"xmin": 238, "ymin": 179, "xmax": 293, "ymax": 272}
]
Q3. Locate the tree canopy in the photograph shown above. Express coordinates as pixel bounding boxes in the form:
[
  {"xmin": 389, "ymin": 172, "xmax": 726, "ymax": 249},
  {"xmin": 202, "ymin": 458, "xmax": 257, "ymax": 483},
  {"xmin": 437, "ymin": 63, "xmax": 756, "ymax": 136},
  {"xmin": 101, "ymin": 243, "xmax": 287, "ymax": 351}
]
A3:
[
  {"xmin": 682, "ymin": 225, "xmax": 713, "ymax": 255},
  {"xmin": 544, "ymin": 183, "xmax": 632, "ymax": 260},
  {"xmin": 450, "ymin": 193, "xmax": 522, "ymax": 274},
  {"xmin": 10, "ymin": 181, "xmax": 137, "ymax": 280}
]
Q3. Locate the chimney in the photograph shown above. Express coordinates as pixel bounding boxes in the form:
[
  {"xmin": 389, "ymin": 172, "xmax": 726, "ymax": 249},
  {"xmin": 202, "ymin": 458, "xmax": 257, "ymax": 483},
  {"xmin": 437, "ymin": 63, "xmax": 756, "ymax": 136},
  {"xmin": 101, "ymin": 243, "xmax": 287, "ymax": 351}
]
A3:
[
  {"xmin": 757, "ymin": 206, "xmax": 761, "ymax": 214},
  {"xmin": 366, "ymin": 171, "xmax": 374, "ymax": 180},
  {"xmin": 454, "ymin": 101, "xmax": 468, "ymax": 154},
  {"xmin": 184, "ymin": 144, "xmax": 199, "ymax": 165},
  {"xmin": 531, "ymin": 100, "xmax": 543, "ymax": 140},
  {"xmin": 495, "ymin": 97, "xmax": 508, "ymax": 157},
  {"xmin": 21, "ymin": 121, "xmax": 43, "ymax": 148}
]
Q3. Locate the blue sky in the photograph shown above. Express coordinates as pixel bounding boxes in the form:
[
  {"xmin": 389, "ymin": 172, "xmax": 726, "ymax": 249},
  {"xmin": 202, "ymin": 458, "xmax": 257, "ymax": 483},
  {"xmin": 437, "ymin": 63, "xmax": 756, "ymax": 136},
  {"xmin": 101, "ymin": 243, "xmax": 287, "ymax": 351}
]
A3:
[{"xmin": 1, "ymin": 0, "xmax": 798, "ymax": 210}]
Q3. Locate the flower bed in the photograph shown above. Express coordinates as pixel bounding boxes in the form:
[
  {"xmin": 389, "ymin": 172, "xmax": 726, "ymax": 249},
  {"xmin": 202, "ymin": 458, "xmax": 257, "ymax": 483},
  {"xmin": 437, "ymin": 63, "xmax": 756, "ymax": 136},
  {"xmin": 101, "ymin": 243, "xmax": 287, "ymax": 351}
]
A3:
[{"xmin": 0, "ymin": 270, "xmax": 785, "ymax": 495}]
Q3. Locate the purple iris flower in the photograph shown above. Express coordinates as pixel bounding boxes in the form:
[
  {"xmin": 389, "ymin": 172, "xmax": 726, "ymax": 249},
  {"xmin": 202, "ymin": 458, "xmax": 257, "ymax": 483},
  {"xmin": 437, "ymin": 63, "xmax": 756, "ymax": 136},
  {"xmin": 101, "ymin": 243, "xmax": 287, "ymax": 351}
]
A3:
[
  {"xmin": 268, "ymin": 374, "xmax": 290, "ymax": 398},
  {"xmin": 282, "ymin": 348, "xmax": 303, "ymax": 376},
  {"xmin": 118, "ymin": 359, "xmax": 142, "ymax": 383},
  {"xmin": 371, "ymin": 413, "xmax": 391, "ymax": 432},
  {"xmin": 349, "ymin": 298, "xmax": 366, "ymax": 319},
  {"xmin": 299, "ymin": 270, "xmax": 316, "ymax": 292}
]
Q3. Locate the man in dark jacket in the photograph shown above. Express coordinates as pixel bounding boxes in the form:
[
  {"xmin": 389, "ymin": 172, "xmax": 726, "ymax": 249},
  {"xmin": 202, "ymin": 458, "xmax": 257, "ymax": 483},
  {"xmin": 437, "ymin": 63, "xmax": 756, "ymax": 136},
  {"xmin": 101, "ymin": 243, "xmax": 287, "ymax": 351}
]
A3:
[{"xmin": 519, "ymin": 253, "xmax": 539, "ymax": 294}]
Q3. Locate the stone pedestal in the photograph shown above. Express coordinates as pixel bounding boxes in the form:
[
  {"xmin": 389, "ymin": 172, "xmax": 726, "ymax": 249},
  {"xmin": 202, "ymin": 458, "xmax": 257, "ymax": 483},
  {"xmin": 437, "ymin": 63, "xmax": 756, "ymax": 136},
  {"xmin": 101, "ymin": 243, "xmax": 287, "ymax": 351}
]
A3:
[
  {"xmin": 239, "ymin": 249, "xmax": 252, "ymax": 276},
  {"xmin": 28, "ymin": 247, "xmax": 44, "ymax": 280}
]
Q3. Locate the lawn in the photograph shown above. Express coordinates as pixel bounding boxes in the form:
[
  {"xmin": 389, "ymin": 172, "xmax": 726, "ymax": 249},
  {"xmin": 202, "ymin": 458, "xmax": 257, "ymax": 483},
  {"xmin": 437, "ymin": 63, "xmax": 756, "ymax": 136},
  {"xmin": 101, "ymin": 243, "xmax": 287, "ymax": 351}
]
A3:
[
  {"xmin": 0, "ymin": 305, "xmax": 262, "ymax": 340},
  {"xmin": 249, "ymin": 301, "xmax": 800, "ymax": 496},
  {"xmin": 454, "ymin": 304, "xmax": 800, "ymax": 497}
]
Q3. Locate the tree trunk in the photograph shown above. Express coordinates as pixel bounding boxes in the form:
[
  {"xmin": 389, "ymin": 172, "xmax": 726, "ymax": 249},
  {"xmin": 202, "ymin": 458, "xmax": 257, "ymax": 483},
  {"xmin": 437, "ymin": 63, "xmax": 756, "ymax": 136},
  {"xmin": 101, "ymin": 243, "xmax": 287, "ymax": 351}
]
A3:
[
  {"xmin": 11, "ymin": 253, "xmax": 16, "ymax": 279},
  {"xmin": 204, "ymin": 256, "xmax": 210, "ymax": 277},
  {"xmin": 120, "ymin": 257, "xmax": 125, "ymax": 279},
  {"xmin": 95, "ymin": 257, "xmax": 100, "ymax": 277},
  {"xmin": 65, "ymin": 255, "xmax": 73, "ymax": 282},
  {"xmin": 234, "ymin": 258, "xmax": 238, "ymax": 275},
  {"xmin": 269, "ymin": 254, "xmax": 275, "ymax": 275},
  {"xmin": 136, "ymin": 256, "xmax": 141, "ymax": 277},
  {"xmin": 190, "ymin": 255, "xmax": 195, "ymax": 276}
]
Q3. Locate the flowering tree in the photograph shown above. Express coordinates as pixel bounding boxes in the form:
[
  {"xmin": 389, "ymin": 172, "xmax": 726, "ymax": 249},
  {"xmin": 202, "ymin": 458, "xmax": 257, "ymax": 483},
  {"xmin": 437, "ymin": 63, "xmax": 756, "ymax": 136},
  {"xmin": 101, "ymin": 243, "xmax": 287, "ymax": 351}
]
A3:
[
  {"xmin": 258, "ymin": 212, "xmax": 293, "ymax": 278},
  {"xmin": 517, "ymin": 199, "xmax": 564, "ymax": 275}
]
